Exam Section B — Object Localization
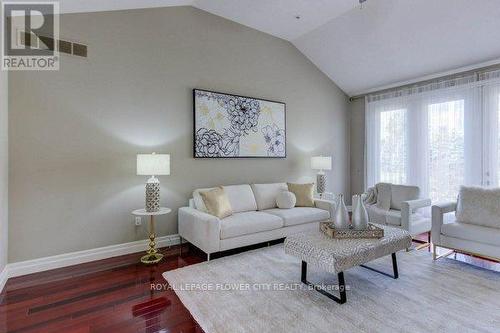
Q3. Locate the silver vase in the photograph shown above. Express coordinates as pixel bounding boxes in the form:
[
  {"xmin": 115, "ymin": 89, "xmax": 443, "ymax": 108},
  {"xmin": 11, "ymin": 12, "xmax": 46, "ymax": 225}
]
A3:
[
  {"xmin": 333, "ymin": 194, "xmax": 350, "ymax": 230},
  {"xmin": 352, "ymin": 194, "xmax": 369, "ymax": 230}
]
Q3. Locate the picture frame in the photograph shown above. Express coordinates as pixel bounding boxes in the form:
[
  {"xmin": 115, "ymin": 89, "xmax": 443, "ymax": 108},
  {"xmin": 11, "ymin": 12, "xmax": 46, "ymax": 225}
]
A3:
[{"xmin": 193, "ymin": 89, "xmax": 286, "ymax": 158}]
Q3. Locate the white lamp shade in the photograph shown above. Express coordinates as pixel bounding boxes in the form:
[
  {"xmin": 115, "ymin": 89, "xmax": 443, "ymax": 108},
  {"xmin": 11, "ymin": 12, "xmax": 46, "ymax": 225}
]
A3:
[
  {"xmin": 311, "ymin": 156, "xmax": 332, "ymax": 171},
  {"xmin": 137, "ymin": 153, "xmax": 170, "ymax": 176}
]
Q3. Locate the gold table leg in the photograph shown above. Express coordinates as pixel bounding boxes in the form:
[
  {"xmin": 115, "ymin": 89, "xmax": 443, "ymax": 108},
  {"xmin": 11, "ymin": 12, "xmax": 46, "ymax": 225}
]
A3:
[{"xmin": 141, "ymin": 215, "xmax": 164, "ymax": 264}]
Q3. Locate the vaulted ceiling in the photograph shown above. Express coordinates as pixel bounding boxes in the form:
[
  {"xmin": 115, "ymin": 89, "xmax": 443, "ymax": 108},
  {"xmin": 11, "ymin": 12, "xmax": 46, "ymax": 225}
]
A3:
[{"xmin": 57, "ymin": 0, "xmax": 500, "ymax": 96}]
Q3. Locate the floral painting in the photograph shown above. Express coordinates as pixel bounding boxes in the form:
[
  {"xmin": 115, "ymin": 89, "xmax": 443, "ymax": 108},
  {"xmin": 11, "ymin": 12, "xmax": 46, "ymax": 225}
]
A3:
[{"xmin": 194, "ymin": 89, "xmax": 286, "ymax": 158}]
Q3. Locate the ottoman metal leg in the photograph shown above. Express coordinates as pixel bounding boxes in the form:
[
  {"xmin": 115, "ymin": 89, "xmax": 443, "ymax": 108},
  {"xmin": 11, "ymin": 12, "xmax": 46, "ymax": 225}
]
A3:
[
  {"xmin": 301, "ymin": 261, "xmax": 347, "ymax": 304},
  {"xmin": 360, "ymin": 253, "xmax": 399, "ymax": 279}
]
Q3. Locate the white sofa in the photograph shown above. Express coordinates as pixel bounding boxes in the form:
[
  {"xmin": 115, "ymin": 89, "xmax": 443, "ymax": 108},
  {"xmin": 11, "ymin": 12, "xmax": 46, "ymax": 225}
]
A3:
[
  {"xmin": 178, "ymin": 183, "xmax": 335, "ymax": 260},
  {"xmin": 365, "ymin": 183, "xmax": 432, "ymax": 237},
  {"xmin": 432, "ymin": 186, "xmax": 500, "ymax": 261}
]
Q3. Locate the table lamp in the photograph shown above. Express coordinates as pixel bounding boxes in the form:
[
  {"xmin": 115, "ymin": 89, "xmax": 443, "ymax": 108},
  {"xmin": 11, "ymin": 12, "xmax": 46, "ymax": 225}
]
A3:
[
  {"xmin": 137, "ymin": 153, "xmax": 170, "ymax": 212},
  {"xmin": 311, "ymin": 156, "xmax": 332, "ymax": 198}
]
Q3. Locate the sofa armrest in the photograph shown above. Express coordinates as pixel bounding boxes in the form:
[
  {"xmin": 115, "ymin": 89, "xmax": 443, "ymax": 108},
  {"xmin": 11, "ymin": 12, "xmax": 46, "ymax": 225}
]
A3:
[
  {"xmin": 314, "ymin": 199, "xmax": 336, "ymax": 218},
  {"xmin": 178, "ymin": 207, "xmax": 221, "ymax": 254},
  {"xmin": 431, "ymin": 202, "xmax": 457, "ymax": 244},
  {"xmin": 400, "ymin": 198, "xmax": 431, "ymax": 232}
]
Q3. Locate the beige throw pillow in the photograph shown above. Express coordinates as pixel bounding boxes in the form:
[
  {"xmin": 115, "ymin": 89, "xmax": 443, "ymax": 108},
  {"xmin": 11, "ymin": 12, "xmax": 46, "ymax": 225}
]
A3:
[
  {"xmin": 287, "ymin": 183, "xmax": 314, "ymax": 207},
  {"xmin": 200, "ymin": 187, "xmax": 233, "ymax": 219},
  {"xmin": 192, "ymin": 187, "xmax": 216, "ymax": 212}
]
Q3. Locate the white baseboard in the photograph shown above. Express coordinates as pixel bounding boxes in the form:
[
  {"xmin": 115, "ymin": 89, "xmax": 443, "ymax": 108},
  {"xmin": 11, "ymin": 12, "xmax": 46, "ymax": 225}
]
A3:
[
  {"xmin": 0, "ymin": 265, "xmax": 8, "ymax": 294},
  {"xmin": 1, "ymin": 234, "xmax": 180, "ymax": 293}
]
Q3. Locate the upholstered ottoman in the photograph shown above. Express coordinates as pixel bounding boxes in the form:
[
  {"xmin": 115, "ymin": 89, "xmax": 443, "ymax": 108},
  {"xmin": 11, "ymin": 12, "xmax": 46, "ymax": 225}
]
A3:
[{"xmin": 284, "ymin": 224, "xmax": 412, "ymax": 304}]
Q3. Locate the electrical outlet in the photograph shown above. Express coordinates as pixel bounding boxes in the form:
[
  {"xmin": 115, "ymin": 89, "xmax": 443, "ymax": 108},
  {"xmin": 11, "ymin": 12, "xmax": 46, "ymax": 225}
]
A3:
[{"xmin": 134, "ymin": 217, "xmax": 142, "ymax": 226}]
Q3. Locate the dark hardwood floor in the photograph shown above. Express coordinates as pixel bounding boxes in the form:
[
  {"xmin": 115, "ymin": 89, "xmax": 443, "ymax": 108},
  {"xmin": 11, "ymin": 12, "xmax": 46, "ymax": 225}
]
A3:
[
  {"xmin": 0, "ymin": 245, "xmax": 206, "ymax": 333},
  {"xmin": 1, "ymin": 236, "xmax": 498, "ymax": 333}
]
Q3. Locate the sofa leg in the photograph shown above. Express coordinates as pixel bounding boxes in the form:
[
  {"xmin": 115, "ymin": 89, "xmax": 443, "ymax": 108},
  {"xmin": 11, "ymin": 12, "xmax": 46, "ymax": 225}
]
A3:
[
  {"xmin": 415, "ymin": 242, "xmax": 431, "ymax": 251},
  {"xmin": 428, "ymin": 232, "xmax": 431, "ymax": 252},
  {"xmin": 207, "ymin": 253, "xmax": 210, "ymax": 261},
  {"xmin": 435, "ymin": 249, "xmax": 454, "ymax": 260},
  {"xmin": 433, "ymin": 245, "xmax": 454, "ymax": 260},
  {"xmin": 405, "ymin": 248, "xmax": 410, "ymax": 252}
]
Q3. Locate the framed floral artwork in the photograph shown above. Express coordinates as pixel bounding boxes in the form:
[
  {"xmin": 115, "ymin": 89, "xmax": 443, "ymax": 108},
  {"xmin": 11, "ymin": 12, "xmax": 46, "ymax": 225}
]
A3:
[{"xmin": 193, "ymin": 89, "xmax": 286, "ymax": 158}]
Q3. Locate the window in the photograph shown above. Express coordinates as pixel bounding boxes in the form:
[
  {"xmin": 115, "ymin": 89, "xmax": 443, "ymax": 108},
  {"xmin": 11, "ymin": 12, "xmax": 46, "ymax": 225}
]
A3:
[
  {"xmin": 366, "ymin": 72, "xmax": 500, "ymax": 201},
  {"xmin": 380, "ymin": 109, "xmax": 407, "ymax": 184},
  {"xmin": 428, "ymin": 100, "xmax": 464, "ymax": 202}
]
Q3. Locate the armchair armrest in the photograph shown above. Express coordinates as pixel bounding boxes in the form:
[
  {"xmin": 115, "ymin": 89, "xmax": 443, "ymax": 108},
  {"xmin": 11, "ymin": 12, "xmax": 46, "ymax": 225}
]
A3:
[
  {"xmin": 431, "ymin": 202, "xmax": 457, "ymax": 244},
  {"xmin": 400, "ymin": 198, "xmax": 431, "ymax": 232},
  {"xmin": 178, "ymin": 207, "xmax": 221, "ymax": 254},
  {"xmin": 314, "ymin": 199, "xmax": 336, "ymax": 218},
  {"xmin": 405, "ymin": 198, "xmax": 432, "ymax": 210}
]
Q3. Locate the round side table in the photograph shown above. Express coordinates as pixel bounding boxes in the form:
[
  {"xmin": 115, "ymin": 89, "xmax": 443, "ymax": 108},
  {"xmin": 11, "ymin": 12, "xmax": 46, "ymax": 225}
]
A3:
[{"xmin": 132, "ymin": 207, "xmax": 171, "ymax": 264}]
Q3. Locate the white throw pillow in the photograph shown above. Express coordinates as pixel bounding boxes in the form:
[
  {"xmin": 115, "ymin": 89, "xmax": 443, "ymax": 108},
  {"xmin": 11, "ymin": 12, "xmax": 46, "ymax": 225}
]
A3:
[
  {"xmin": 276, "ymin": 191, "xmax": 296, "ymax": 209},
  {"xmin": 456, "ymin": 186, "xmax": 500, "ymax": 229}
]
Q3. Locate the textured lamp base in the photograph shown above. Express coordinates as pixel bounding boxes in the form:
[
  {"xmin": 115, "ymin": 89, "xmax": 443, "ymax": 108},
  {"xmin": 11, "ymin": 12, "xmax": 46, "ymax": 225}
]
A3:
[
  {"xmin": 316, "ymin": 173, "xmax": 326, "ymax": 196},
  {"xmin": 145, "ymin": 182, "xmax": 160, "ymax": 212}
]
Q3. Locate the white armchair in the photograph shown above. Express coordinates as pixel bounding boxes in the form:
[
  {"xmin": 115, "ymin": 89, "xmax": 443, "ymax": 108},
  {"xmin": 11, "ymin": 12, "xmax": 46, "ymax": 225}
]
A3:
[
  {"xmin": 401, "ymin": 198, "xmax": 432, "ymax": 235},
  {"xmin": 365, "ymin": 183, "xmax": 432, "ymax": 249},
  {"xmin": 432, "ymin": 186, "xmax": 500, "ymax": 261}
]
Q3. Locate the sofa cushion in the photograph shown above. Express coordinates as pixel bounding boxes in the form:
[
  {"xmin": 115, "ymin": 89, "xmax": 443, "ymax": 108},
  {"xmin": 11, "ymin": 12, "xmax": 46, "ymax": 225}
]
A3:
[
  {"xmin": 385, "ymin": 209, "xmax": 403, "ymax": 226},
  {"xmin": 265, "ymin": 207, "xmax": 329, "ymax": 226},
  {"xmin": 441, "ymin": 221, "xmax": 500, "ymax": 247},
  {"xmin": 366, "ymin": 205, "xmax": 388, "ymax": 224},
  {"xmin": 251, "ymin": 183, "xmax": 288, "ymax": 210},
  {"xmin": 220, "ymin": 211, "xmax": 283, "ymax": 239},
  {"xmin": 390, "ymin": 184, "xmax": 420, "ymax": 210},
  {"xmin": 222, "ymin": 184, "xmax": 257, "ymax": 213},
  {"xmin": 378, "ymin": 209, "xmax": 428, "ymax": 229},
  {"xmin": 456, "ymin": 186, "xmax": 500, "ymax": 229}
]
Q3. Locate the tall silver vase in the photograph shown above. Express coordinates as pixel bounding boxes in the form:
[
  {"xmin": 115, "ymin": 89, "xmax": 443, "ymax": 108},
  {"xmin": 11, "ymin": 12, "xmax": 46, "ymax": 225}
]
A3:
[
  {"xmin": 333, "ymin": 194, "xmax": 350, "ymax": 230},
  {"xmin": 352, "ymin": 194, "xmax": 369, "ymax": 230}
]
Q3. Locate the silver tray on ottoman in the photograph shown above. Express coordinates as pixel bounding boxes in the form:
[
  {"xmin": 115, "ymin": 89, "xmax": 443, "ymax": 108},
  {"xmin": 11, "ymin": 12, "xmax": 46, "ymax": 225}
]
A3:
[{"xmin": 320, "ymin": 221, "xmax": 384, "ymax": 239}]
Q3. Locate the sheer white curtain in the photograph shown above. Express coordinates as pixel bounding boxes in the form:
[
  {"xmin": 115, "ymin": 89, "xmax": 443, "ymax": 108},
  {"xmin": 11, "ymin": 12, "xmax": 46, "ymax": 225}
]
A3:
[
  {"xmin": 484, "ymin": 83, "xmax": 500, "ymax": 187},
  {"xmin": 365, "ymin": 96, "xmax": 409, "ymax": 187},
  {"xmin": 365, "ymin": 71, "xmax": 499, "ymax": 202}
]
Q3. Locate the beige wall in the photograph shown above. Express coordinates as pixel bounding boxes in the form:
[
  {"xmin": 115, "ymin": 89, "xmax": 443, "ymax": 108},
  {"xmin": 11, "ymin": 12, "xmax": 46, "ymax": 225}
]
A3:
[
  {"xmin": 349, "ymin": 98, "xmax": 365, "ymax": 196},
  {"xmin": 9, "ymin": 6, "xmax": 349, "ymax": 262},
  {"xmin": 0, "ymin": 5, "xmax": 8, "ymax": 274},
  {"xmin": 0, "ymin": 71, "xmax": 7, "ymax": 273}
]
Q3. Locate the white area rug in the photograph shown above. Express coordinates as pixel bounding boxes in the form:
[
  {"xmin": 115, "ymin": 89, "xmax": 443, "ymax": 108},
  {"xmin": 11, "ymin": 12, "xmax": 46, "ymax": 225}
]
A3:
[{"xmin": 163, "ymin": 245, "xmax": 500, "ymax": 333}]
